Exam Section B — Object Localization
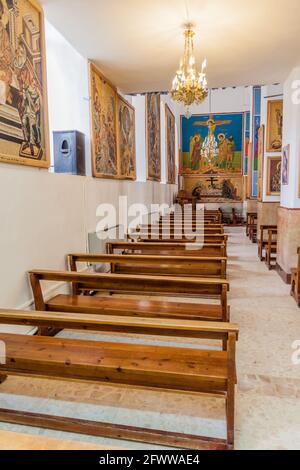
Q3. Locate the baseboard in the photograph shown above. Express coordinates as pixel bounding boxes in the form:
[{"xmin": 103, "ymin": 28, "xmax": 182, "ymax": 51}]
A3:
[{"xmin": 276, "ymin": 263, "xmax": 292, "ymax": 284}]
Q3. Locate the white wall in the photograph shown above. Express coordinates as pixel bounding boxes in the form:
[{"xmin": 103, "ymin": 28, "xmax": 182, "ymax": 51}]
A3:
[
  {"xmin": 260, "ymin": 84, "xmax": 283, "ymax": 202},
  {"xmin": 0, "ymin": 22, "xmax": 177, "ymax": 323},
  {"xmin": 131, "ymin": 95, "xmax": 146, "ymax": 181},
  {"xmin": 45, "ymin": 20, "xmax": 92, "ymax": 174},
  {"xmin": 281, "ymin": 66, "xmax": 300, "ymax": 208}
]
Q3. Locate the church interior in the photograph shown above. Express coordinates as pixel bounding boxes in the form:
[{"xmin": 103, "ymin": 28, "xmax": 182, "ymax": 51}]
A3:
[{"xmin": 1, "ymin": 0, "xmax": 300, "ymax": 452}]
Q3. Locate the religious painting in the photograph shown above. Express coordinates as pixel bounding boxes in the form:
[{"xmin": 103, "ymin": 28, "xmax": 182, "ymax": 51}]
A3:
[
  {"xmin": 257, "ymin": 125, "xmax": 265, "ymax": 201},
  {"xmin": 244, "ymin": 111, "xmax": 250, "ymax": 175},
  {"xmin": 282, "ymin": 144, "xmax": 290, "ymax": 185},
  {"xmin": 183, "ymin": 175, "xmax": 243, "ymax": 202},
  {"xmin": 0, "ymin": 0, "xmax": 50, "ymax": 168},
  {"xmin": 116, "ymin": 95, "xmax": 136, "ymax": 180},
  {"xmin": 89, "ymin": 62, "xmax": 118, "ymax": 178},
  {"xmin": 266, "ymin": 156, "xmax": 281, "ymax": 196},
  {"xmin": 146, "ymin": 93, "xmax": 161, "ymax": 181},
  {"xmin": 180, "ymin": 112, "xmax": 244, "ymax": 176},
  {"xmin": 266, "ymin": 99, "xmax": 283, "ymax": 152},
  {"xmin": 165, "ymin": 104, "xmax": 176, "ymax": 184}
]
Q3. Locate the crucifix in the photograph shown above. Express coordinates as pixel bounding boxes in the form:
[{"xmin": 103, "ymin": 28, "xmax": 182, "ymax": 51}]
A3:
[
  {"xmin": 193, "ymin": 114, "xmax": 232, "ymax": 140},
  {"xmin": 206, "ymin": 177, "xmax": 219, "ymax": 189}
]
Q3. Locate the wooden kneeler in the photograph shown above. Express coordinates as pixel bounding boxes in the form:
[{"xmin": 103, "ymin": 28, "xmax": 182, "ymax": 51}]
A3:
[{"xmin": 0, "ymin": 316, "xmax": 238, "ymax": 450}]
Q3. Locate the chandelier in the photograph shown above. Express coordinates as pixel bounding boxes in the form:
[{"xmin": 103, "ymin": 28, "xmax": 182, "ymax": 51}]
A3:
[{"xmin": 170, "ymin": 25, "xmax": 208, "ymax": 115}]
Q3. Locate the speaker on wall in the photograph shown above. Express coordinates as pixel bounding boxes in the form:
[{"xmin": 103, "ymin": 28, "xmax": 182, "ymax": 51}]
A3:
[{"xmin": 53, "ymin": 130, "xmax": 86, "ymax": 176}]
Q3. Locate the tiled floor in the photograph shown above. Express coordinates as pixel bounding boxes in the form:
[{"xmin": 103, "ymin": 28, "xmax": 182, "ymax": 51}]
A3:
[{"xmin": 0, "ymin": 227, "xmax": 300, "ymax": 450}]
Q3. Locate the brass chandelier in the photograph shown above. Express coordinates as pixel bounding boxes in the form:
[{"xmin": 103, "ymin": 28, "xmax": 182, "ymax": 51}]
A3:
[{"xmin": 170, "ymin": 25, "xmax": 208, "ymax": 114}]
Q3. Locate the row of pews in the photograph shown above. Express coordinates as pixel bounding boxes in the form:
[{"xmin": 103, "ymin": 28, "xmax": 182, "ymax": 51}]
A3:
[
  {"xmin": 246, "ymin": 213, "xmax": 278, "ymax": 270},
  {"xmin": 0, "ymin": 206, "xmax": 239, "ymax": 450},
  {"xmin": 247, "ymin": 212, "xmax": 300, "ymax": 308}
]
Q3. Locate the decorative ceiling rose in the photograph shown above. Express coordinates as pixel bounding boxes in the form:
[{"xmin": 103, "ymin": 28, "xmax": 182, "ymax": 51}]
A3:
[{"xmin": 170, "ymin": 24, "xmax": 208, "ymax": 117}]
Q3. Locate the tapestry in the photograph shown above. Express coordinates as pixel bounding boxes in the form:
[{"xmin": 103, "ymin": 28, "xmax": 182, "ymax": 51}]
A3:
[
  {"xmin": 266, "ymin": 156, "xmax": 281, "ymax": 195},
  {"xmin": 90, "ymin": 62, "xmax": 118, "ymax": 178},
  {"xmin": 0, "ymin": 0, "xmax": 49, "ymax": 167},
  {"xmin": 165, "ymin": 104, "xmax": 176, "ymax": 184},
  {"xmin": 117, "ymin": 95, "xmax": 136, "ymax": 180},
  {"xmin": 180, "ymin": 113, "xmax": 244, "ymax": 175},
  {"xmin": 266, "ymin": 99, "xmax": 283, "ymax": 152},
  {"xmin": 183, "ymin": 176, "xmax": 243, "ymax": 202},
  {"xmin": 146, "ymin": 93, "xmax": 161, "ymax": 181}
]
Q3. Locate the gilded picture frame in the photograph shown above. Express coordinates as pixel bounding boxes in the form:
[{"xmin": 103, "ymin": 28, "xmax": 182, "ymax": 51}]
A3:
[
  {"xmin": 116, "ymin": 94, "xmax": 136, "ymax": 180},
  {"xmin": 266, "ymin": 156, "xmax": 281, "ymax": 196},
  {"xmin": 165, "ymin": 104, "xmax": 176, "ymax": 185},
  {"xmin": 0, "ymin": 0, "xmax": 50, "ymax": 168},
  {"xmin": 146, "ymin": 93, "xmax": 161, "ymax": 182},
  {"xmin": 89, "ymin": 62, "xmax": 119, "ymax": 179},
  {"xmin": 266, "ymin": 99, "xmax": 283, "ymax": 153}
]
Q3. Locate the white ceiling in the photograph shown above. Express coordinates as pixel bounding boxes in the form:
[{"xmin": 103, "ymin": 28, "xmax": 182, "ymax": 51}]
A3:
[{"xmin": 41, "ymin": 0, "xmax": 300, "ymax": 94}]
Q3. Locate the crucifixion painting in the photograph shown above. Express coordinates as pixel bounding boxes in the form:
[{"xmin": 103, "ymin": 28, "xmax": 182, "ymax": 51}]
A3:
[{"xmin": 181, "ymin": 112, "xmax": 243, "ymax": 175}]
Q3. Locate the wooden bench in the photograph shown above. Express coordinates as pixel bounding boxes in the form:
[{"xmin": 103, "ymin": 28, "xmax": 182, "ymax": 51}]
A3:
[
  {"xmin": 136, "ymin": 234, "xmax": 228, "ymax": 244},
  {"xmin": 0, "ymin": 322, "xmax": 238, "ymax": 449},
  {"xmin": 258, "ymin": 225, "xmax": 277, "ymax": 261},
  {"xmin": 106, "ymin": 241, "xmax": 227, "ymax": 257},
  {"xmin": 246, "ymin": 212, "xmax": 257, "ymax": 238},
  {"xmin": 144, "ymin": 223, "xmax": 224, "ymax": 235},
  {"xmin": 265, "ymin": 228, "xmax": 277, "ymax": 270},
  {"xmin": 291, "ymin": 247, "xmax": 300, "ymax": 307},
  {"xmin": 29, "ymin": 271, "xmax": 230, "ymax": 324},
  {"xmin": 68, "ymin": 253, "xmax": 227, "ymax": 279}
]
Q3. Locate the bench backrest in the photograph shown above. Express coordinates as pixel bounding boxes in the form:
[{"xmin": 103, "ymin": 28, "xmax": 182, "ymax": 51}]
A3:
[
  {"xmin": 106, "ymin": 241, "xmax": 227, "ymax": 257},
  {"xmin": 0, "ymin": 309, "xmax": 239, "ymax": 343},
  {"xmin": 68, "ymin": 253, "xmax": 227, "ymax": 279}
]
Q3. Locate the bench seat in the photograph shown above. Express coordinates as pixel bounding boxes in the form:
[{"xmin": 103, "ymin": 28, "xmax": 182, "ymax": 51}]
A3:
[{"xmin": 47, "ymin": 294, "xmax": 224, "ymax": 322}]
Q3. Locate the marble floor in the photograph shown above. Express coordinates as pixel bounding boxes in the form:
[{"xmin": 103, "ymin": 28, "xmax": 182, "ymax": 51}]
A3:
[{"xmin": 0, "ymin": 227, "xmax": 300, "ymax": 450}]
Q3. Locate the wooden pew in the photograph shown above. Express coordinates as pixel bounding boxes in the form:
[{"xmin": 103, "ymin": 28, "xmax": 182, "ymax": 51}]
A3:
[
  {"xmin": 258, "ymin": 225, "xmax": 277, "ymax": 261},
  {"xmin": 246, "ymin": 212, "xmax": 257, "ymax": 238},
  {"xmin": 0, "ymin": 309, "xmax": 238, "ymax": 350},
  {"xmin": 136, "ymin": 226, "xmax": 224, "ymax": 235},
  {"xmin": 161, "ymin": 216, "xmax": 221, "ymax": 224},
  {"xmin": 106, "ymin": 241, "xmax": 227, "ymax": 257},
  {"xmin": 291, "ymin": 247, "xmax": 300, "ymax": 307},
  {"xmin": 136, "ymin": 234, "xmax": 228, "ymax": 244},
  {"xmin": 0, "ymin": 324, "xmax": 238, "ymax": 449},
  {"xmin": 265, "ymin": 228, "xmax": 277, "ymax": 270},
  {"xmin": 67, "ymin": 253, "xmax": 227, "ymax": 279},
  {"xmin": 29, "ymin": 270, "xmax": 230, "ymax": 323}
]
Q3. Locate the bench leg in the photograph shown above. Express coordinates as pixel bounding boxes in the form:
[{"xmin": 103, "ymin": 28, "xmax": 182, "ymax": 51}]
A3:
[
  {"xmin": 0, "ymin": 375, "xmax": 7, "ymax": 385},
  {"xmin": 226, "ymin": 381, "xmax": 235, "ymax": 449}
]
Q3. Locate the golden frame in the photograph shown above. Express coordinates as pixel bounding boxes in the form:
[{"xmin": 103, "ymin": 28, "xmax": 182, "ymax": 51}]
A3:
[
  {"xmin": 266, "ymin": 99, "xmax": 283, "ymax": 153},
  {"xmin": 0, "ymin": 0, "xmax": 50, "ymax": 169},
  {"xmin": 146, "ymin": 94, "xmax": 161, "ymax": 182},
  {"xmin": 89, "ymin": 62, "xmax": 119, "ymax": 179},
  {"xmin": 165, "ymin": 104, "xmax": 176, "ymax": 185},
  {"xmin": 266, "ymin": 156, "xmax": 281, "ymax": 196},
  {"xmin": 116, "ymin": 94, "xmax": 136, "ymax": 181}
]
